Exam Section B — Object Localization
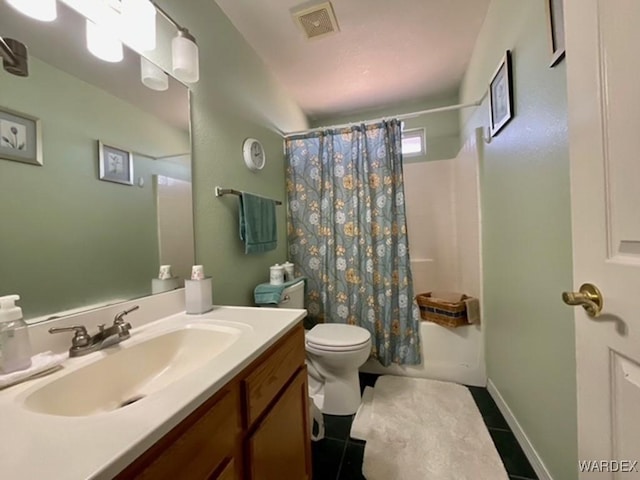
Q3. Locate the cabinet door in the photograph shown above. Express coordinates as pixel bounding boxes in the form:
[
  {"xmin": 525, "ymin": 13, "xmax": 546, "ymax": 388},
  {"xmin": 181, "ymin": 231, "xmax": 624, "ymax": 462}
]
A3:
[
  {"xmin": 117, "ymin": 386, "xmax": 240, "ymax": 480},
  {"xmin": 248, "ymin": 368, "xmax": 311, "ymax": 480},
  {"xmin": 244, "ymin": 325, "xmax": 305, "ymax": 426}
]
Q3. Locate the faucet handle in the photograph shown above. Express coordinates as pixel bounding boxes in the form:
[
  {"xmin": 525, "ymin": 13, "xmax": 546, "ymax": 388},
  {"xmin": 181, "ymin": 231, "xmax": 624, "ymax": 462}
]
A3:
[
  {"xmin": 116, "ymin": 322, "xmax": 132, "ymax": 339},
  {"xmin": 49, "ymin": 325, "xmax": 91, "ymax": 348},
  {"xmin": 114, "ymin": 305, "xmax": 139, "ymax": 325}
]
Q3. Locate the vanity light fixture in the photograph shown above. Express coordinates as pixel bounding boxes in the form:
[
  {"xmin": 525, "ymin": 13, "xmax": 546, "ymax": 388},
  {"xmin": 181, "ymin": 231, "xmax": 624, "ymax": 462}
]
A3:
[
  {"xmin": 86, "ymin": 18, "xmax": 124, "ymax": 63},
  {"xmin": 6, "ymin": 0, "xmax": 57, "ymax": 22},
  {"xmin": 140, "ymin": 56, "xmax": 168, "ymax": 91},
  {"xmin": 151, "ymin": 1, "xmax": 200, "ymax": 84},
  {"xmin": 5, "ymin": 0, "xmax": 199, "ymax": 84},
  {"xmin": 0, "ymin": 37, "xmax": 29, "ymax": 77},
  {"xmin": 171, "ymin": 28, "xmax": 199, "ymax": 83},
  {"xmin": 121, "ymin": 0, "xmax": 156, "ymax": 52}
]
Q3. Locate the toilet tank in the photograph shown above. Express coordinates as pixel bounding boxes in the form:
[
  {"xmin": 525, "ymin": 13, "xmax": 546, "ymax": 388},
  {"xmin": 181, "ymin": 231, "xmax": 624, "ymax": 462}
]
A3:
[{"xmin": 277, "ymin": 281, "xmax": 305, "ymax": 309}]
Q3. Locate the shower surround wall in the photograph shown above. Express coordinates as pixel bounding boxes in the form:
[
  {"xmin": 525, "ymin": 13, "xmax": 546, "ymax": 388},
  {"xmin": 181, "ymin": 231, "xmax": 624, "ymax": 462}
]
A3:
[{"xmin": 362, "ymin": 130, "xmax": 484, "ymax": 386}]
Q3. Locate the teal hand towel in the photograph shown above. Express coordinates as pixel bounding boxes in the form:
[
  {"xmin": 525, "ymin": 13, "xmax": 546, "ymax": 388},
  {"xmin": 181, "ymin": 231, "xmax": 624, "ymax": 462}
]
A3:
[
  {"xmin": 254, "ymin": 277, "xmax": 306, "ymax": 305},
  {"xmin": 239, "ymin": 192, "xmax": 277, "ymax": 254}
]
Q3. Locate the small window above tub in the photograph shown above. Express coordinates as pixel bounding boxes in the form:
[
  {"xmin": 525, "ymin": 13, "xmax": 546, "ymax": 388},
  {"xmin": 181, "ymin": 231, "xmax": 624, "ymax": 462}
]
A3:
[{"xmin": 401, "ymin": 128, "xmax": 425, "ymax": 157}]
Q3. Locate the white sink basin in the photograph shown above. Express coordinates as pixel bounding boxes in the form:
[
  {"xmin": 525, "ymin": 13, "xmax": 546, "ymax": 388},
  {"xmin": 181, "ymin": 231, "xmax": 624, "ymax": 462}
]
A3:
[
  {"xmin": 24, "ymin": 324, "xmax": 242, "ymax": 417},
  {"xmin": 0, "ymin": 305, "xmax": 306, "ymax": 480}
]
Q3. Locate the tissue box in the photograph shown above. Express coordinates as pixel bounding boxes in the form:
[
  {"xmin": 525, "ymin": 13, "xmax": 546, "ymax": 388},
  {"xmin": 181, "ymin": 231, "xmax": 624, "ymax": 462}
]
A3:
[{"xmin": 185, "ymin": 277, "xmax": 213, "ymax": 314}]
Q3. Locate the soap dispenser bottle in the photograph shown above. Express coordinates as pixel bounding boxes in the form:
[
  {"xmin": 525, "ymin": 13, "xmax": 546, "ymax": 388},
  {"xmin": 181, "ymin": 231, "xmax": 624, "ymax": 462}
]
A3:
[{"xmin": 0, "ymin": 295, "xmax": 32, "ymax": 373}]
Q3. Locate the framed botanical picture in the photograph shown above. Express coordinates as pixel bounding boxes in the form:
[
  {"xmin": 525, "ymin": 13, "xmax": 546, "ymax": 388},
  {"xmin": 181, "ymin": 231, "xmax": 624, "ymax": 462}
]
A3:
[
  {"xmin": 0, "ymin": 107, "xmax": 42, "ymax": 166},
  {"xmin": 98, "ymin": 141, "xmax": 133, "ymax": 185},
  {"xmin": 489, "ymin": 50, "xmax": 514, "ymax": 138},
  {"xmin": 546, "ymin": 0, "xmax": 565, "ymax": 67}
]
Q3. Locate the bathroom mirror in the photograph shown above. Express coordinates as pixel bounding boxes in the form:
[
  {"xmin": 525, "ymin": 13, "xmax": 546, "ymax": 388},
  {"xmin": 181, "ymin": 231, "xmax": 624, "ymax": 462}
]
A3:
[{"xmin": 0, "ymin": 3, "xmax": 194, "ymax": 322}]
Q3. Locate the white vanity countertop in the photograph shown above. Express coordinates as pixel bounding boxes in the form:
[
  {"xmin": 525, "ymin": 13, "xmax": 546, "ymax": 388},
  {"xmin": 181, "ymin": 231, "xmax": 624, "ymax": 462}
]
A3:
[{"xmin": 0, "ymin": 305, "xmax": 307, "ymax": 480}]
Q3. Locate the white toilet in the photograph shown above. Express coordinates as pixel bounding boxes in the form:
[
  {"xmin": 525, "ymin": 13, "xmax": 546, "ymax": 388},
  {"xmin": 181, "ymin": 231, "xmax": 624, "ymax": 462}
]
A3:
[
  {"xmin": 305, "ymin": 323, "xmax": 372, "ymax": 415},
  {"xmin": 268, "ymin": 280, "xmax": 372, "ymax": 416}
]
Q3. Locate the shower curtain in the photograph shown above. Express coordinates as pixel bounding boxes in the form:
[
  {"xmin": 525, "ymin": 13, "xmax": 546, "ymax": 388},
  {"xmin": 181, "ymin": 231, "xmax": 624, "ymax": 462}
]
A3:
[{"xmin": 285, "ymin": 120, "xmax": 421, "ymax": 366}]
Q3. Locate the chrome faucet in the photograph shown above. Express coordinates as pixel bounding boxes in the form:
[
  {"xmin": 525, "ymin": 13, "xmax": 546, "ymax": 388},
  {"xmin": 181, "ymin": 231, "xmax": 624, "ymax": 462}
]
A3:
[{"xmin": 49, "ymin": 305, "xmax": 139, "ymax": 357}]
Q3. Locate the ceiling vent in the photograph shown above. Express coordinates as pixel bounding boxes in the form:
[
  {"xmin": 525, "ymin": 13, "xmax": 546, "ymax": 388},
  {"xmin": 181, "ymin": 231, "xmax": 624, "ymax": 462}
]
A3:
[{"xmin": 293, "ymin": 2, "xmax": 339, "ymax": 40}]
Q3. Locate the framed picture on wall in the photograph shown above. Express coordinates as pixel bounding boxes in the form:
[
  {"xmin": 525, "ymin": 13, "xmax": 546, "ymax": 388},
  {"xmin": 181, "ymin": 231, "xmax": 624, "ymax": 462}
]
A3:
[
  {"xmin": 546, "ymin": 0, "xmax": 565, "ymax": 67},
  {"xmin": 0, "ymin": 107, "xmax": 42, "ymax": 166},
  {"xmin": 98, "ymin": 141, "xmax": 133, "ymax": 185},
  {"xmin": 489, "ymin": 50, "xmax": 514, "ymax": 137}
]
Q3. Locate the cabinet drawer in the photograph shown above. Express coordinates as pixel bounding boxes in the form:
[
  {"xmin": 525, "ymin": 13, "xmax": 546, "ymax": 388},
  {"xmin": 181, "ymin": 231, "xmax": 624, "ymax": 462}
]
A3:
[
  {"xmin": 243, "ymin": 325, "xmax": 305, "ymax": 426},
  {"xmin": 117, "ymin": 386, "xmax": 240, "ymax": 480}
]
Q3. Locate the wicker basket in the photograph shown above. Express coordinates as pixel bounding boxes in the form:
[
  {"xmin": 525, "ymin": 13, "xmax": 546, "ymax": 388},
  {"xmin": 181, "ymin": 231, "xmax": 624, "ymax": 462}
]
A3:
[{"xmin": 415, "ymin": 292, "xmax": 470, "ymax": 328}]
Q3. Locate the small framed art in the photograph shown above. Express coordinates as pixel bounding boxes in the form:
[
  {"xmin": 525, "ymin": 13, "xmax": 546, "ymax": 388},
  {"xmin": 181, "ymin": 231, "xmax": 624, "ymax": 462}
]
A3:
[
  {"xmin": 0, "ymin": 107, "xmax": 42, "ymax": 166},
  {"xmin": 489, "ymin": 51, "xmax": 514, "ymax": 137},
  {"xmin": 546, "ymin": 0, "xmax": 565, "ymax": 67},
  {"xmin": 98, "ymin": 141, "xmax": 133, "ymax": 185}
]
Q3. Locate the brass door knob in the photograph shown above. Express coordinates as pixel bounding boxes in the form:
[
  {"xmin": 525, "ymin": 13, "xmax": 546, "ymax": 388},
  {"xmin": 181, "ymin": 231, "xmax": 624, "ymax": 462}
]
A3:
[{"xmin": 562, "ymin": 283, "xmax": 603, "ymax": 317}]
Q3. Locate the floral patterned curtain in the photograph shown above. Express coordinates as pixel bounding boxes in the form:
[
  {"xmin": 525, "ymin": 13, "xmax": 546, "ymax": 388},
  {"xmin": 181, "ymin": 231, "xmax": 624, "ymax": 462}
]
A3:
[{"xmin": 285, "ymin": 120, "xmax": 421, "ymax": 366}]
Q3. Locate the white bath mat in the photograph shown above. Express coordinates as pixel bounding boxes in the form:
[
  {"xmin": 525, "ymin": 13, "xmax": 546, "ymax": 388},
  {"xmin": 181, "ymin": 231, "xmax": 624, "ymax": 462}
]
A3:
[
  {"xmin": 351, "ymin": 386, "xmax": 374, "ymax": 441},
  {"xmin": 350, "ymin": 376, "xmax": 508, "ymax": 480}
]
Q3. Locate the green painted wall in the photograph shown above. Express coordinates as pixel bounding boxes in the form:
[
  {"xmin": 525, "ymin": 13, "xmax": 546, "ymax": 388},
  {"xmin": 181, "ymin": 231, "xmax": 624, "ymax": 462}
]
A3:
[
  {"xmin": 154, "ymin": 0, "xmax": 308, "ymax": 306},
  {"xmin": 310, "ymin": 94, "xmax": 460, "ymax": 163},
  {"xmin": 459, "ymin": 1, "xmax": 576, "ymax": 478},
  {"xmin": 0, "ymin": 57, "xmax": 189, "ymax": 319}
]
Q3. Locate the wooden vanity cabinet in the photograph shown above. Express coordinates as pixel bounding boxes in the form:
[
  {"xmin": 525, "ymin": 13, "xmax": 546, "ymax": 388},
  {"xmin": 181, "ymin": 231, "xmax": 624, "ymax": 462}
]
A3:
[
  {"xmin": 116, "ymin": 323, "xmax": 311, "ymax": 480},
  {"xmin": 247, "ymin": 369, "xmax": 311, "ymax": 480}
]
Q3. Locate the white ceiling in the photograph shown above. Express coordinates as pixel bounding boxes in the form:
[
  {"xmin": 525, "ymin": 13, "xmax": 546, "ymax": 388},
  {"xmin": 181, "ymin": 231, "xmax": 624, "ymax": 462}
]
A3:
[{"xmin": 215, "ymin": 0, "xmax": 491, "ymax": 122}]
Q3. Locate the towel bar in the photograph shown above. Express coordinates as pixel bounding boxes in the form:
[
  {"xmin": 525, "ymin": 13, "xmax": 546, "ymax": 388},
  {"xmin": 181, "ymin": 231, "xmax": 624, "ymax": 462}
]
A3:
[{"xmin": 215, "ymin": 186, "xmax": 283, "ymax": 205}]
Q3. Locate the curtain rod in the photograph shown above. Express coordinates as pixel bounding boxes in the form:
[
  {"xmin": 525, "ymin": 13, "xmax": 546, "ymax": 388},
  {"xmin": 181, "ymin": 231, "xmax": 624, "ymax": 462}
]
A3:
[{"xmin": 281, "ymin": 99, "xmax": 483, "ymax": 138}]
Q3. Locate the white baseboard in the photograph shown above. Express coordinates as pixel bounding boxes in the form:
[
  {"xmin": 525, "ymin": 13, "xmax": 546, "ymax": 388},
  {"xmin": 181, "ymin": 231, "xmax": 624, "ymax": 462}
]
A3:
[{"xmin": 487, "ymin": 379, "xmax": 553, "ymax": 480}]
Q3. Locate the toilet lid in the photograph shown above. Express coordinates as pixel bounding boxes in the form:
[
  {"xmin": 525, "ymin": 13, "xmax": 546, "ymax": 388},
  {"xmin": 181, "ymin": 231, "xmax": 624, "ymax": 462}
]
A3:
[{"xmin": 306, "ymin": 324, "xmax": 371, "ymax": 348}]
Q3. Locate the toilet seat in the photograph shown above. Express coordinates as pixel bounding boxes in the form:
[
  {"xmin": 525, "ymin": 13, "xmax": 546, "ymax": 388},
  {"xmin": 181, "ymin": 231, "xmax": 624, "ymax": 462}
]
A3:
[
  {"xmin": 306, "ymin": 324, "xmax": 371, "ymax": 352},
  {"xmin": 306, "ymin": 339, "xmax": 370, "ymax": 352}
]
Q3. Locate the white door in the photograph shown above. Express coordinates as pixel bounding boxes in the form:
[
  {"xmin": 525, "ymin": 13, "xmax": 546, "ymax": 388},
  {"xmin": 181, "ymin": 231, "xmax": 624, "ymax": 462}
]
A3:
[{"xmin": 565, "ymin": 0, "xmax": 640, "ymax": 477}]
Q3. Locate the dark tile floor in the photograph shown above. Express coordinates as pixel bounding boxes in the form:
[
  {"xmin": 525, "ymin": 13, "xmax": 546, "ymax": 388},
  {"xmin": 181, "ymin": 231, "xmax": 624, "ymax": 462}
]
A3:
[{"xmin": 311, "ymin": 374, "xmax": 538, "ymax": 480}]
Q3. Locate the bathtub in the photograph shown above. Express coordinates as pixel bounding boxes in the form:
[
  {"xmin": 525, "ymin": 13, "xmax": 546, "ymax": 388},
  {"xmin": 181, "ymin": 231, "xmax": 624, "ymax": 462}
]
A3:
[
  {"xmin": 361, "ymin": 319, "xmax": 486, "ymax": 387},
  {"xmin": 361, "ymin": 257, "xmax": 486, "ymax": 387}
]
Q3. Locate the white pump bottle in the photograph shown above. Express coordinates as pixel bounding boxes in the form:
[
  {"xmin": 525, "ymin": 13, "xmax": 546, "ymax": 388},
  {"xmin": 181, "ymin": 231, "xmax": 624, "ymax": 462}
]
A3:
[{"xmin": 0, "ymin": 295, "xmax": 32, "ymax": 373}]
